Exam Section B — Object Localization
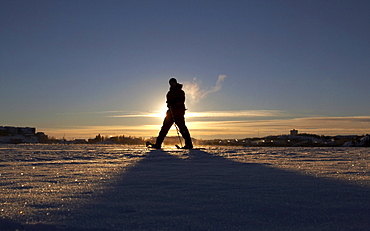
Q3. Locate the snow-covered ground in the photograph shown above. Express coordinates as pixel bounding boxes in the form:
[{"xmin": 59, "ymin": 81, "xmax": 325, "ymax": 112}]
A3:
[{"xmin": 1, "ymin": 144, "xmax": 369, "ymax": 230}]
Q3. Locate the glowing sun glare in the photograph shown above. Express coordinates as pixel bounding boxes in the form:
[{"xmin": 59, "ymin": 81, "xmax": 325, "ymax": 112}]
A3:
[{"xmin": 153, "ymin": 105, "xmax": 168, "ymax": 118}]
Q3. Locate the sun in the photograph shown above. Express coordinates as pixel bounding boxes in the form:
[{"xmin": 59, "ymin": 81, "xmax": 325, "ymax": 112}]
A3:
[
  {"xmin": 151, "ymin": 104, "xmax": 168, "ymax": 118},
  {"xmin": 159, "ymin": 105, "xmax": 168, "ymax": 117}
]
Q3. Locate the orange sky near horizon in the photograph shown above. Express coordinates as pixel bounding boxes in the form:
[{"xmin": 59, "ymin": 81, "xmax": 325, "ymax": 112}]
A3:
[{"xmin": 39, "ymin": 113, "xmax": 370, "ymax": 140}]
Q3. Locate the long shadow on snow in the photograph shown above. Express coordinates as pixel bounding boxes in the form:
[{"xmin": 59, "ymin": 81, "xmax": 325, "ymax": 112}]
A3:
[{"xmin": 19, "ymin": 150, "xmax": 370, "ymax": 230}]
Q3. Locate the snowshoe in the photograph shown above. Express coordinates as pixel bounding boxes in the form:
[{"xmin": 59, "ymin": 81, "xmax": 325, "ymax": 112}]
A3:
[{"xmin": 146, "ymin": 141, "xmax": 161, "ymax": 149}]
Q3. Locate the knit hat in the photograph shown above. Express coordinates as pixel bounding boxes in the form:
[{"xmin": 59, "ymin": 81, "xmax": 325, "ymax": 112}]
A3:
[{"xmin": 169, "ymin": 78, "xmax": 177, "ymax": 84}]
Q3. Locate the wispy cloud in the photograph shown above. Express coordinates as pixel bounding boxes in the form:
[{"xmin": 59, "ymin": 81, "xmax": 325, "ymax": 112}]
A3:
[
  {"xmin": 109, "ymin": 111, "xmax": 162, "ymax": 118},
  {"xmin": 185, "ymin": 116, "xmax": 370, "ymax": 138},
  {"xmin": 109, "ymin": 110, "xmax": 285, "ymax": 119},
  {"xmin": 183, "ymin": 75, "xmax": 227, "ymax": 104},
  {"xmin": 186, "ymin": 110, "xmax": 285, "ymax": 118}
]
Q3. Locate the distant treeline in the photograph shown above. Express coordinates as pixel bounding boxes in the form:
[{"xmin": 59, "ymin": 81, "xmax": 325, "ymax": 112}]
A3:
[
  {"xmin": 88, "ymin": 134, "xmax": 145, "ymax": 144},
  {"xmin": 39, "ymin": 133, "xmax": 370, "ymax": 147},
  {"xmin": 197, "ymin": 133, "xmax": 370, "ymax": 147}
]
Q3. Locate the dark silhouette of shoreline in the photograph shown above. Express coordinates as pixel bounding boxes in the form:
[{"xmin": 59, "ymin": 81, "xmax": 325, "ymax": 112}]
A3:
[{"xmin": 2, "ymin": 125, "xmax": 370, "ymax": 147}]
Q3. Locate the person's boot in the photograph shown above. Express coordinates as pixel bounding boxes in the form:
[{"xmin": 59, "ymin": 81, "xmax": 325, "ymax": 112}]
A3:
[
  {"xmin": 154, "ymin": 136, "xmax": 165, "ymax": 149},
  {"xmin": 146, "ymin": 141, "xmax": 161, "ymax": 149},
  {"xmin": 181, "ymin": 130, "xmax": 193, "ymax": 149},
  {"xmin": 152, "ymin": 143, "xmax": 162, "ymax": 149},
  {"xmin": 182, "ymin": 144, "xmax": 193, "ymax": 149}
]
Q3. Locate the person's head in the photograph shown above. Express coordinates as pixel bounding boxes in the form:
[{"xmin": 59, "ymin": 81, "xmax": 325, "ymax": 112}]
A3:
[{"xmin": 169, "ymin": 78, "xmax": 177, "ymax": 87}]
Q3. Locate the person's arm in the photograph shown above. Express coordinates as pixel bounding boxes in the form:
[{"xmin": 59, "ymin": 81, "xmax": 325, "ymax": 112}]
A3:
[{"xmin": 177, "ymin": 90, "xmax": 185, "ymax": 105}]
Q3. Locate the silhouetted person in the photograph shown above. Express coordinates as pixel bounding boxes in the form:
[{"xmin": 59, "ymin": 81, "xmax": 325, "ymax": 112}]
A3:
[{"xmin": 153, "ymin": 78, "xmax": 193, "ymax": 149}]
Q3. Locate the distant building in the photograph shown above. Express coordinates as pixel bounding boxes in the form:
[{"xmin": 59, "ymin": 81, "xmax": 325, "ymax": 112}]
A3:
[
  {"xmin": 0, "ymin": 126, "xmax": 38, "ymax": 143},
  {"xmin": 290, "ymin": 129, "xmax": 298, "ymax": 136},
  {"xmin": 36, "ymin": 132, "xmax": 48, "ymax": 143},
  {"xmin": 0, "ymin": 126, "xmax": 36, "ymax": 136}
]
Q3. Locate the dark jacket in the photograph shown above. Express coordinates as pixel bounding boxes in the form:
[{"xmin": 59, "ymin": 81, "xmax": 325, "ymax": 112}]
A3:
[{"xmin": 166, "ymin": 83, "xmax": 186, "ymax": 112}]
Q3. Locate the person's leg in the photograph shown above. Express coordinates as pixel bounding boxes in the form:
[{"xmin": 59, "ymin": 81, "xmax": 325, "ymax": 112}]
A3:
[
  {"xmin": 155, "ymin": 112, "xmax": 173, "ymax": 147},
  {"xmin": 174, "ymin": 116, "xmax": 193, "ymax": 148}
]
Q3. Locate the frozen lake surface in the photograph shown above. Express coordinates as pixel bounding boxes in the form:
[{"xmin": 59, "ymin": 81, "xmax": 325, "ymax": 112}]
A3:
[{"xmin": 1, "ymin": 144, "xmax": 369, "ymax": 230}]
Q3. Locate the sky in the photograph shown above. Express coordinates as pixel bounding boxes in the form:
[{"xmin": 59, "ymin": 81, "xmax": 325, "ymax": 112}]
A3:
[{"xmin": 1, "ymin": 0, "xmax": 370, "ymax": 140}]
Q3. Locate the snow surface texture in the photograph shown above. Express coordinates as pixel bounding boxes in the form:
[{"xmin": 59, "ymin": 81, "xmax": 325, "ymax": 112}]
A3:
[{"xmin": 0, "ymin": 144, "xmax": 369, "ymax": 231}]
